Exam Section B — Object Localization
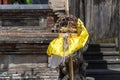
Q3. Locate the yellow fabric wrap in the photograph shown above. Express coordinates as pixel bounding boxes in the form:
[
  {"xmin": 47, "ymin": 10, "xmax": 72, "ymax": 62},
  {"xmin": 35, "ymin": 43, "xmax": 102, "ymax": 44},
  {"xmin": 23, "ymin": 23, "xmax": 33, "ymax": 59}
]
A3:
[{"xmin": 47, "ymin": 18, "xmax": 89, "ymax": 57}]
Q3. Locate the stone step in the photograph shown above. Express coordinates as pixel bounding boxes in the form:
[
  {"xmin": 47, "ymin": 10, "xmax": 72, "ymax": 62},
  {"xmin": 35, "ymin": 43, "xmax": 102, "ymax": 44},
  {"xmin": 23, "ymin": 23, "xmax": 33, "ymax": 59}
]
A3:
[
  {"xmin": 84, "ymin": 51, "xmax": 120, "ymax": 60},
  {"xmin": 0, "ymin": 48, "xmax": 47, "ymax": 52},
  {"xmin": 0, "ymin": 5, "xmax": 50, "ymax": 10},
  {"xmin": 0, "ymin": 55, "xmax": 48, "ymax": 64},
  {"xmin": 87, "ymin": 69, "xmax": 120, "ymax": 80},
  {"xmin": 0, "ymin": 63, "xmax": 59, "ymax": 80},
  {"xmin": 0, "ymin": 45, "xmax": 47, "ymax": 52},
  {"xmin": 87, "ymin": 47, "xmax": 116, "ymax": 51},
  {"xmin": 85, "ymin": 51, "xmax": 119, "ymax": 55},
  {"xmin": 0, "ymin": 43, "xmax": 49, "ymax": 55},
  {"xmin": 0, "ymin": 51, "xmax": 47, "ymax": 55},
  {"xmin": 87, "ymin": 43, "xmax": 116, "ymax": 51},
  {"xmin": 86, "ymin": 59, "xmax": 120, "ymax": 69},
  {"xmin": 89, "ymin": 43, "xmax": 116, "ymax": 47},
  {"xmin": 87, "ymin": 75, "xmax": 120, "ymax": 80},
  {"xmin": 0, "ymin": 32, "xmax": 57, "ymax": 43},
  {"xmin": 0, "ymin": 9, "xmax": 53, "ymax": 18},
  {"xmin": 87, "ymin": 68, "xmax": 120, "ymax": 75},
  {"xmin": 0, "ymin": 38, "xmax": 53, "ymax": 43}
]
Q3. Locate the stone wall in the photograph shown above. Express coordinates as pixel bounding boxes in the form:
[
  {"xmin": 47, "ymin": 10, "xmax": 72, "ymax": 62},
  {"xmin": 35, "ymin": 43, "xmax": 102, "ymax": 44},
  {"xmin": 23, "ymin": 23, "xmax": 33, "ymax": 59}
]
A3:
[{"xmin": 70, "ymin": 0, "xmax": 120, "ymax": 45}]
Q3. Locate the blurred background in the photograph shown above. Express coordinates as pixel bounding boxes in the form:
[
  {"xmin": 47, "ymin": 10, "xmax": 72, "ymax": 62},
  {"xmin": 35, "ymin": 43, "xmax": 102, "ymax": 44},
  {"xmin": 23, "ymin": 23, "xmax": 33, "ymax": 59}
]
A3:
[{"xmin": 0, "ymin": 0, "xmax": 119, "ymax": 48}]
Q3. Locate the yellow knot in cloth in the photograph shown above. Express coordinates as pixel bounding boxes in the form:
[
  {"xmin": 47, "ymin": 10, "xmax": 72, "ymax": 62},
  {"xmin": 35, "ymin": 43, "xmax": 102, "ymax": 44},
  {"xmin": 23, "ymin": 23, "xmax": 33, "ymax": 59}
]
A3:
[{"xmin": 47, "ymin": 18, "xmax": 89, "ymax": 57}]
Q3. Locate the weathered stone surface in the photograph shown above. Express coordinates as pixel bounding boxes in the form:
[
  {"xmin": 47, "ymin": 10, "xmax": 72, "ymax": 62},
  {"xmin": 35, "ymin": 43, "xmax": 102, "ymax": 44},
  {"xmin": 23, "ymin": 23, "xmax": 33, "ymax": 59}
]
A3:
[
  {"xmin": 70, "ymin": 0, "xmax": 120, "ymax": 45},
  {"xmin": 0, "ymin": 43, "xmax": 59, "ymax": 79},
  {"xmin": 0, "ymin": 5, "xmax": 49, "ymax": 9}
]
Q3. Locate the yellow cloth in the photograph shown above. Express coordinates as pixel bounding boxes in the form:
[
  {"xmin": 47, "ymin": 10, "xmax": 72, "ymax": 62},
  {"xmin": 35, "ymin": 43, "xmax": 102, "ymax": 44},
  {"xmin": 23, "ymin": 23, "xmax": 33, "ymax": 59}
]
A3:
[{"xmin": 47, "ymin": 18, "xmax": 89, "ymax": 57}]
